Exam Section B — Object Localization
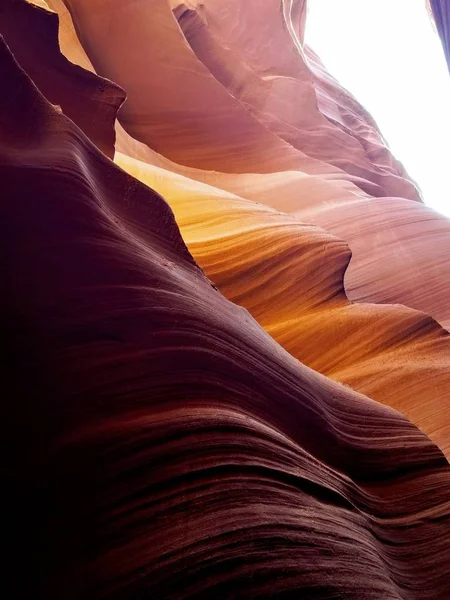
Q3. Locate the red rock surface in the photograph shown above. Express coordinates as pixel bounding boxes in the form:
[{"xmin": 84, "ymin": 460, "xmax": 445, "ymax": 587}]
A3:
[
  {"xmin": 57, "ymin": 0, "xmax": 450, "ymax": 330},
  {"xmin": 0, "ymin": 0, "xmax": 124, "ymax": 157},
  {"xmin": 2, "ymin": 1, "xmax": 450, "ymax": 598}
]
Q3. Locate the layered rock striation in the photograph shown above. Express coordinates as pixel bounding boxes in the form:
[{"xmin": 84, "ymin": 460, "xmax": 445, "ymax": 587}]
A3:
[{"xmin": 2, "ymin": 1, "xmax": 450, "ymax": 598}]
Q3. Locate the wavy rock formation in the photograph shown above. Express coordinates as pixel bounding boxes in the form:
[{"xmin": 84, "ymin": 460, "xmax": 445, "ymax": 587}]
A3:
[
  {"xmin": 117, "ymin": 152, "xmax": 450, "ymax": 458},
  {"xmin": 57, "ymin": 0, "xmax": 450, "ymax": 331},
  {"xmin": 0, "ymin": 0, "xmax": 124, "ymax": 157},
  {"xmin": 3, "ymin": 0, "xmax": 450, "ymax": 598},
  {"xmin": 171, "ymin": 0, "xmax": 450, "ymax": 330},
  {"xmin": 62, "ymin": 0, "xmax": 377, "ymax": 195},
  {"xmin": 53, "ymin": 0, "xmax": 450, "ymax": 443},
  {"xmin": 172, "ymin": 0, "xmax": 419, "ymax": 200}
]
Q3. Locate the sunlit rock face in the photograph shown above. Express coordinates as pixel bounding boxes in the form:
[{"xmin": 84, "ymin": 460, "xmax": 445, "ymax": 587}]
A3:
[{"xmin": 2, "ymin": 1, "xmax": 450, "ymax": 598}]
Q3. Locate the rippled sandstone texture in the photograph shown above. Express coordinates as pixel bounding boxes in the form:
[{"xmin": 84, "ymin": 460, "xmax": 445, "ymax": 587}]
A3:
[{"xmin": 2, "ymin": 1, "xmax": 450, "ymax": 598}]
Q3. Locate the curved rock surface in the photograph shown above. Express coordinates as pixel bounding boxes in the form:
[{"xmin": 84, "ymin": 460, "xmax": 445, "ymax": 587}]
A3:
[
  {"xmin": 53, "ymin": 0, "xmax": 450, "ymax": 444},
  {"xmin": 62, "ymin": 0, "xmax": 378, "ymax": 197},
  {"xmin": 173, "ymin": 0, "xmax": 420, "ymax": 200},
  {"xmin": 117, "ymin": 152, "xmax": 450, "ymax": 458},
  {"xmin": 57, "ymin": 0, "xmax": 450, "ymax": 330},
  {"xmin": 0, "ymin": 0, "xmax": 124, "ymax": 157},
  {"xmin": 3, "ymin": 1, "xmax": 450, "ymax": 598}
]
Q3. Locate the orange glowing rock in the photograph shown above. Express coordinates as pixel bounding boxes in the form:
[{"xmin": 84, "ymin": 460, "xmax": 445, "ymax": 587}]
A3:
[{"xmin": 2, "ymin": 1, "xmax": 450, "ymax": 598}]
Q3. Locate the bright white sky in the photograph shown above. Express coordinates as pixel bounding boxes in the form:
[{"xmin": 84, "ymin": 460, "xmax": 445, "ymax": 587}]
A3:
[{"xmin": 305, "ymin": 0, "xmax": 450, "ymax": 217}]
